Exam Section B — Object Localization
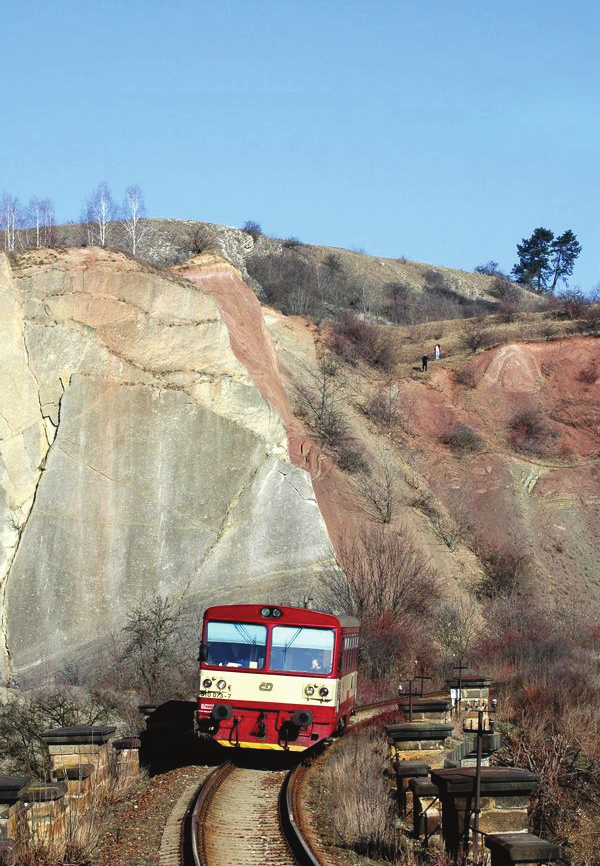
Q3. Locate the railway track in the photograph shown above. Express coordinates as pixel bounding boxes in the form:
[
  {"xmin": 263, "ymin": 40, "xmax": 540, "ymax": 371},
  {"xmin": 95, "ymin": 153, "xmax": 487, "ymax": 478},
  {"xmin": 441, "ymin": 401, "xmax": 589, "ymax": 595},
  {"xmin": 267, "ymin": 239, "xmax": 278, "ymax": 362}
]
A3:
[
  {"xmin": 160, "ymin": 698, "xmax": 401, "ymax": 865},
  {"xmin": 189, "ymin": 760, "xmax": 320, "ymax": 866}
]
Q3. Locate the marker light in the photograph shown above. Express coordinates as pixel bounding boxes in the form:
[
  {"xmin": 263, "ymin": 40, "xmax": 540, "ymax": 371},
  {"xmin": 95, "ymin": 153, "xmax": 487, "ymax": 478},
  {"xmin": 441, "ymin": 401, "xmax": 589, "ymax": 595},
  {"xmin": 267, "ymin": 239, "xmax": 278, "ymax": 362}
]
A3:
[
  {"xmin": 271, "ymin": 608, "xmax": 282, "ymax": 617},
  {"xmin": 260, "ymin": 607, "xmax": 271, "ymax": 617},
  {"xmin": 304, "ymin": 685, "xmax": 315, "ymax": 696},
  {"xmin": 319, "ymin": 687, "xmax": 329, "ymax": 697},
  {"xmin": 217, "ymin": 679, "xmax": 227, "ymax": 690},
  {"xmin": 202, "ymin": 679, "xmax": 213, "ymax": 689}
]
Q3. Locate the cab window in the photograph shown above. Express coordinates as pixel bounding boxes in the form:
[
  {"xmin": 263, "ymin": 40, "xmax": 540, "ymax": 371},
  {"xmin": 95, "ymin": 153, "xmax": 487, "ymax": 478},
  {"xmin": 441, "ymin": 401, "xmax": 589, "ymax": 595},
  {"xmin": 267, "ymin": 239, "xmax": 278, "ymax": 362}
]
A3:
[
  {"xmin": 204, "ymin": 621, "xmax": 267, "ymax": 669},
  {"xmin": 270, "ymin": 626, "xmax": 335, "ymax": 673}
]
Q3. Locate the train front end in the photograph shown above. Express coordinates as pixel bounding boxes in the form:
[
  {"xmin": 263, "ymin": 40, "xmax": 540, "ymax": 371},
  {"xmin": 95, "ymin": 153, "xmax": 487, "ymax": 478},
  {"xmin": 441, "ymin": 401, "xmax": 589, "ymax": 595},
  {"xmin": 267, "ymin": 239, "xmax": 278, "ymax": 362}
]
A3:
[{"xmin": 196, "ymin": 604, "xmax": 358, "ymax": 751}]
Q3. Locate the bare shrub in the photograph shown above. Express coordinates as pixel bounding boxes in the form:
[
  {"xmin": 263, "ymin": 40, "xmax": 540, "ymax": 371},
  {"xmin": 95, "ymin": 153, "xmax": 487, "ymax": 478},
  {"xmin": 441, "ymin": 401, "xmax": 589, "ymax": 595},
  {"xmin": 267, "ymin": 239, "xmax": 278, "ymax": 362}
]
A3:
[
  {"xmin": 475, "ymin": 261, "xmax": 505, "ymax": 277},
  {"xmin": 294, "ymin": 358, "xmax": 348, "ymax": 447},
  {"xmin": 320, "ymin": 525, "xmax": 439, "ymax": 686},
  {"xmin": 0, "ymin": 687, "xmax": 119, "ymax": 778},
  {"xmin": 351, "ymin": 450, "xmax": 399, "ymax": 523},
  {"xmin": 476, "ymin": 601, "xmax": 600, "ymax": 860},
  {"xmin": 330, "ymin": 314, "xmax": 397, "ymax": 371},
  {"xmin": 247, "ymin": 248, "xmax": 321, "ymax": 317},
  {"xmin": 508, "ymin": 406, "xmax": 561, "ymax": 456},
  {"xmin": 541, "ymin": 323, "xmax": 558, "ymax": 339},
  {"xmin": 453, "ymin": 365, "xmax": 477, "ymax": 389},
  {"xmin": 385, "ymin": 280, "xmax": 413, "ymax": 324},
  {"xmin": 441, "ymin": 422, "xmax": 484, "ymax": 454},
  {"xmin": 411, "ymin": 488, "xmax": 437, "ymax": 516},
  {"xmin": 241, "ymin": 219, "xmax": 262, "ymax": 241},
  {"xmin": 555, "ymin": 287, "xmax": 589, "ymax": 319},
  {"xmin": 119, "ymin": 594, "xmax": 196, "ymax": 703},
  {"xmin": 583, "ymin": 304, "xmax": 600, "ymax": 333},
  {"xmin": 435, "ymin": 598, "xmax": 481, "ymax": 665},
  {"xmin": 430, "ymin": 505, "xmax": 473, "ymax": 551},
  {"xmin": 366, "ymin": 384, "xmax": 417, "ymax": 437},
  {"xmin": 188, "ymin": 226, "xmax": 214, "ymax": 254},
  {"xmin": 321, "ymin": 525, "xmax": 436, "ymax": 623},
  {"xmin": 335, "ymin": 440, "xmax": 370, "ymax": 475},
  {"xmin": 423, "ymin": 268, "xmax": 447, "ymax": 291},
  {"xmin": 493, "ymin": 662, "xmax": 600, "ymax": 855},
  {"xmin": 496, "ymin": 298, "xmax": 520, "ymax": 322},
  {"xmin": 323, "ymin": 251, "xmax": 342, "ymax": 273},
  {"xmin": 477, "ymin": 597, "xmax": 556, "ymax": 673},
  {"xmin": 461, "ymin": 323, "xmax": 496, "ymax": 354},
  {"xmin": 488, "ymin": 274, "xmax": 517, "ymax": 296},
  {"xmin": 366, "ymin": 383, "xmax": 401, "ymax": 432},
  {"xmin": 475, "ymin": 543, "xmax": 531, "ymax": 600},
  {"xmin": 293, "ymin": 359, "xmax": 366, "ymax": 472},
  {"xmin": 578, "ymin": 363, "xmax": 598, "ymax": 385}
]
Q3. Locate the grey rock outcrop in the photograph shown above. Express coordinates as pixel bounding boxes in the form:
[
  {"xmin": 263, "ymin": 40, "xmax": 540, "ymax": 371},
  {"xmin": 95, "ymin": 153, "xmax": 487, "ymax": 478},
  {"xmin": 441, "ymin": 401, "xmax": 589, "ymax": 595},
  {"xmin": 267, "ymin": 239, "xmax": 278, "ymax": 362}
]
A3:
[{"xmin": 0, "ymin": 249, "xmax": 334, "ymax": 682}]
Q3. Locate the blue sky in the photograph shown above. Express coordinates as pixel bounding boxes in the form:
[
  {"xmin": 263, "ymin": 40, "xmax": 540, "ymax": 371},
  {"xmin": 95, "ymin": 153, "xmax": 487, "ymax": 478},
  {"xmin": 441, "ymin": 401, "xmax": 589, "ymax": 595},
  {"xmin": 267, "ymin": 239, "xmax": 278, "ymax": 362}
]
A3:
[{"xmin": 3, "ymin": 1, "xmax": 599, "ymax": 289}]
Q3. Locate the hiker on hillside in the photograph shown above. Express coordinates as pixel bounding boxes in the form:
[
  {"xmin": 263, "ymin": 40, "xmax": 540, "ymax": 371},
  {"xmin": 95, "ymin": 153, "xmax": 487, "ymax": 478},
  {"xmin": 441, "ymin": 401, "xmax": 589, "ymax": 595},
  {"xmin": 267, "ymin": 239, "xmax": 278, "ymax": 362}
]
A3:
[{"xmin": 421, "ymin": 354, "xmax": 428, "ymax": 372}]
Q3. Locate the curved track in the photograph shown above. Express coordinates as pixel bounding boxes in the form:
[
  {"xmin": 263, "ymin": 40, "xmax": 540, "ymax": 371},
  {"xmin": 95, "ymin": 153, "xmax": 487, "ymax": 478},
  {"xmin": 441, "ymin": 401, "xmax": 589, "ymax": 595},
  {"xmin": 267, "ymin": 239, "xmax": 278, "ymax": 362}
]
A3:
[
  {"xmin": 162, "ymin": 698, "xmax": 400, "ymax": 865},
  {"xmin": 190, "ymin": 760, "xmax": 320, "ymax": 866}
]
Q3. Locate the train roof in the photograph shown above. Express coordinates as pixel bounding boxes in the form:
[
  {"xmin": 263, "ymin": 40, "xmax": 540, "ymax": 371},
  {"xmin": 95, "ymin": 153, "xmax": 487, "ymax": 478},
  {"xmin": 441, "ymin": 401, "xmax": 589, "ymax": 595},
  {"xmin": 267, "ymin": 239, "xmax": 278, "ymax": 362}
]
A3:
[{"xmin": 203, "ymin": 604, "xmax": 359, "ymax": 630}]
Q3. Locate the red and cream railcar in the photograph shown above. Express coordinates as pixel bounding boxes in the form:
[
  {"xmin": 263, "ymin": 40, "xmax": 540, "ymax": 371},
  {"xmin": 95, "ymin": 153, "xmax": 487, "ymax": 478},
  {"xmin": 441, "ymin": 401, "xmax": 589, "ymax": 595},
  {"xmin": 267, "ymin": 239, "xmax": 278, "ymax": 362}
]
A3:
[{"xmin": 196, "ymin": 604, "xmax": 359, "ymax": 751}]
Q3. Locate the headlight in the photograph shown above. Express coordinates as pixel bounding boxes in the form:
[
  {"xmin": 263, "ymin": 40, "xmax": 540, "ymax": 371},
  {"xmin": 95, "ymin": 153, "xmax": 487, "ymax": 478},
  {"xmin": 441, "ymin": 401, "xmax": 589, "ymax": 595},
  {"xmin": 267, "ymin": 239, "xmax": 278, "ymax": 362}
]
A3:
[
  {"xmin": 217, "ymin": 679, "xmax": 227, "ymax": 690},
  {"xmin": 304, "ymin": 685, "xmax": 315, "ymax": 696},
  {"xmin": 202, "ymin": 678, "xmax": 213, "ymax": 689},
  {"xmin": 319, "ymin": 686, "xmax": 329, "ymax": 697}
]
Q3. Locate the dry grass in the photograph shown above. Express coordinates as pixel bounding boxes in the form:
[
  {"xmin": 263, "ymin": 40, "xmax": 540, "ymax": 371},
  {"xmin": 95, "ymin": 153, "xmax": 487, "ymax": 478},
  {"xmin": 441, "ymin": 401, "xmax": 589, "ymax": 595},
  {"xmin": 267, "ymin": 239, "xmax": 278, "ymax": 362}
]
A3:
[
  {"xmin": 13, "ymin": 767, "xmax": 144, "ymax": 866},
  {"xmin": 325, "ymin": 726, "xmax": 400, "ymax": 859}
]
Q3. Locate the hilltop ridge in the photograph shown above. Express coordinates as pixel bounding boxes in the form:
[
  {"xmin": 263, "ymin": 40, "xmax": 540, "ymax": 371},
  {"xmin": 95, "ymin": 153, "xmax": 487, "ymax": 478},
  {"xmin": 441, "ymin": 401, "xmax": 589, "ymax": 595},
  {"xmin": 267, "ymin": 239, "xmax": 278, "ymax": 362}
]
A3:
[{"xmin": 51, "ymin": 217, "xmax": 537, "ymax": 323}]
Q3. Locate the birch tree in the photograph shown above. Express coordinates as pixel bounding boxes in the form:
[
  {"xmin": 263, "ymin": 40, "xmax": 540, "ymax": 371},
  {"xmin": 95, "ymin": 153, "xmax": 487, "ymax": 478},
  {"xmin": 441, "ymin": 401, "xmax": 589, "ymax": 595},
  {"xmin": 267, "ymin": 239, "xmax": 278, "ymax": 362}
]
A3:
[
  {"xmin": 122, "ymin": 184, "xmax": 147, "ymax": 256},
  {"xmin": 1, "ymin": 193, "xmax": 20, "ymax": 252},
  {"xmin": 28, "ymin": 197, "xmax": 55, "ymax": 248},
  {"xmin": 83, "ymin": 182, "xmax": 116, "ymax": 248}
]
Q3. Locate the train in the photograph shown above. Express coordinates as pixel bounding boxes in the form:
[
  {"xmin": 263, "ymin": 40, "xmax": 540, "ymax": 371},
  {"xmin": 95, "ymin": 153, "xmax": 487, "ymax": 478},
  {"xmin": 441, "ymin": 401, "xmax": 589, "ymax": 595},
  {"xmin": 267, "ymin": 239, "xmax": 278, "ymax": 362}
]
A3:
[{"xmin": 196, "ymin": 603, "xmax": 359, "ymax": 751}]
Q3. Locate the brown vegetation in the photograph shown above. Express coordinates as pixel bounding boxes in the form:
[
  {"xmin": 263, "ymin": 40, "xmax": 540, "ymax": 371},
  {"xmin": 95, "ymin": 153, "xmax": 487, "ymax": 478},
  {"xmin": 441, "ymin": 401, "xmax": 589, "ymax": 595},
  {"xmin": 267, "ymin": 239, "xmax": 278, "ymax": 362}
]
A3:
[
  {"xmin": 478, "ymin": 601, "xmax": 600, "ymax": 860},
  {"xmin": 441, "ymin": 423, "xmax": 484, "ymax": 455},
  {"xmin": 330, "ymin": 314, "xmax": 397, "ymax": 371},
  {"xmin": 319, "ymin": 525, "xmax": 439, "ymax": 697},
  {"xmin": 508, "ymin": 406, "xmax": 561, "ymax": 456}
]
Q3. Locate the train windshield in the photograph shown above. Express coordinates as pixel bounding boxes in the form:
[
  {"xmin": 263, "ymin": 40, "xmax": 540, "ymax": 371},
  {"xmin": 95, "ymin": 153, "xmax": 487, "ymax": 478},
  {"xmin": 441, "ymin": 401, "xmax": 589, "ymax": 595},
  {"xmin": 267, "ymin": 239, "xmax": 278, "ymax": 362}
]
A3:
[
  {"xmin": 204, "ymin": 622, "xmax": 267, "ymax": 669},
  {"xmin": 270, "ymin": 626, "xmax": 335, "ymax": 674}
]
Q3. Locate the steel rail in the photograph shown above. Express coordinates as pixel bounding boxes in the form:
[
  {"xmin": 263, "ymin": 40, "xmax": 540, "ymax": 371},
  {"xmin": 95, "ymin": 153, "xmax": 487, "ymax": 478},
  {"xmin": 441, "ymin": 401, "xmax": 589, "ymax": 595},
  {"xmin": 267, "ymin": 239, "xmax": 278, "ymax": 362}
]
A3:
[
  {"xmin": 190, "ymin": 761, "xmax": 235, "ymax": 866},
  {"xmin": 279, "ymin": 762, "xmax": 322, "ymax": 866}
]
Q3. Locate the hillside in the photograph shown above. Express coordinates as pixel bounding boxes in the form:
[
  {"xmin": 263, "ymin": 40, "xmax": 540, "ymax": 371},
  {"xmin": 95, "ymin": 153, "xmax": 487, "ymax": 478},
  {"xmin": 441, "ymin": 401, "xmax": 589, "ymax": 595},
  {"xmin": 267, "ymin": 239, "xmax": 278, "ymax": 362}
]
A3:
[
  {"xmin": 0, "ymin": 230, "xmax": 598, "ymax": 685},
  {"xmin": 54, "ymin": 218, "xmax": 538, "ymax": 322},
  {"xmin": 274, "ymin": 312, "xmax": 600, "ymax": 608}
]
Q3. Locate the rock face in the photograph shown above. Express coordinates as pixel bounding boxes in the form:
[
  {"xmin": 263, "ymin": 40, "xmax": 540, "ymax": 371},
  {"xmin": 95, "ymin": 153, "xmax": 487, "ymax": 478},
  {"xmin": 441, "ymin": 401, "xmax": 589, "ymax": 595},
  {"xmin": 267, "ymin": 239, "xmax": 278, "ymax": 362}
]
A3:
[{"xmin": 0, "ymin": 249, "xmax": 334, "ymax": 682}]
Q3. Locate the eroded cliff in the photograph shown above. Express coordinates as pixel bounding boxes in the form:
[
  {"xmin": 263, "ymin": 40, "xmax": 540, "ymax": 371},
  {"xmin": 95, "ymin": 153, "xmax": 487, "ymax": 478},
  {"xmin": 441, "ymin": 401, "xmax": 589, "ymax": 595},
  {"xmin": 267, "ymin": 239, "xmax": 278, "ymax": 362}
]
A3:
[{"xmin": 0, "ymin": 249, "xmax": 334, "ymax": 681}]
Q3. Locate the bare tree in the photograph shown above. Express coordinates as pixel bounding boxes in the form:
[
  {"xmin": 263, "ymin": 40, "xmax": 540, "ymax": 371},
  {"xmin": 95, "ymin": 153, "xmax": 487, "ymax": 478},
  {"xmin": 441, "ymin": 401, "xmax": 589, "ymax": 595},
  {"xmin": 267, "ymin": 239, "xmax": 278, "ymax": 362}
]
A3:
[
  {"xmin": 0, "ymin": 687, "xmax": 114, "ymax": 778},
  {"xmin": 435, "ymin": 598, "xmax": 481, "ymax": 663},
  {"xmin": 352, "ymin": 448, "xmax": 399, "ymax": 523},
  {"xmin": 27, "ymin": 197, "xmax": 55, "ymax": 248},
  {"xmin": 122, "ymin": 184, "xmax": 148, "ymax": 256},
  {"xmin": 320, "ymin": 524, "xmax": 438, "ymax": 622},
  {"xmin": 83, "ymin": 181, "xmax": 116, "ymax": 248},
  {"xmin": 294, "ymin": 356, "xmax": 349, "ymax": 447},
  {"xmin": 1, "ymin": 193, "xmax": 20, "ymax": 252},
  {"xmin": 119, "ymin": 594, "xmax": 195, "ymax": 702},
  {"xmin": 320, "ymin": 525, "xmax": 439, "ymax": 685}
]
